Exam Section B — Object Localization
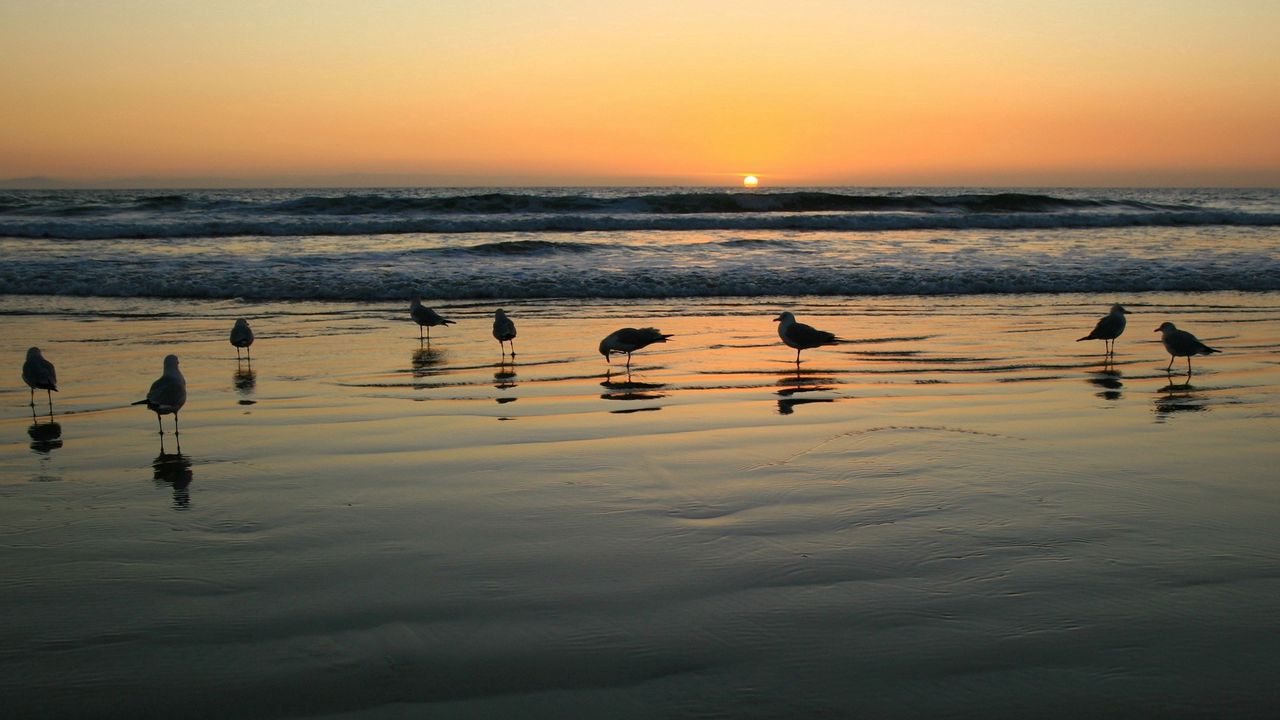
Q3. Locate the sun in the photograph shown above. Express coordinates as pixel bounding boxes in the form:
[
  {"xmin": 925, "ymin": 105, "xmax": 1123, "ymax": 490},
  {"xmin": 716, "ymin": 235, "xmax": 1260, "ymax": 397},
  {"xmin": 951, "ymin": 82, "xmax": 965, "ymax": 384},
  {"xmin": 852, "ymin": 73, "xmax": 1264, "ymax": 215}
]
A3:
[{"xmin": 743, "ymin": 175, "xmax": 759, "ymax": 188}]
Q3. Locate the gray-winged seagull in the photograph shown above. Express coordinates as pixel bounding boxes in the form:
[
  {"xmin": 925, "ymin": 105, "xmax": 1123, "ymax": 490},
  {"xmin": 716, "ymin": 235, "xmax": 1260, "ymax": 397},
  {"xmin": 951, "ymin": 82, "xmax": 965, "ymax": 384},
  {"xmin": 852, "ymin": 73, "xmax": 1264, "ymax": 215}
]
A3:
[
  {"xmin": 599, "ymin": 327, "xmax": 671, "ymax": 369},
  {"xmin": 493, "ymin": 309, "xmax": 517, "ymax": 357},
  {"xmin": 132, "ymin": 354, "xmax": 187, "ymax": 435},
  {"xmin": 22, "ymin": 347, "xmax": 57, "ymax": 414},
  {"xmin": 230, "ymin": 318, "xmax": 254, "ymax": 361},
  {"xmin": 410, "ymin": 298, "xmax": 454, "ymax": 342},
  {"xmin": 1077, "ymin": 304, "xmax": 1129, "ymax": 355},
  {"xmin": 1155, "ymin": 321, "xmax": 1220, "ymax": 373},
  {"xmin": 774, "ymin": 311, "xmax": 838, "ymax": 363}
]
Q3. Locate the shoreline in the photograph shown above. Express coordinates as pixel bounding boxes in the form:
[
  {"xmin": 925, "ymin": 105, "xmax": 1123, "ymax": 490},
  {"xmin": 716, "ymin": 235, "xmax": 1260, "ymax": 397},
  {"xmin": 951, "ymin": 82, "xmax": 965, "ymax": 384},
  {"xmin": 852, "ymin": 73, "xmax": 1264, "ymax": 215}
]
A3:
[{"xmin": 3, "ymin": 291, "xmax": 1279, "ymax": 718}]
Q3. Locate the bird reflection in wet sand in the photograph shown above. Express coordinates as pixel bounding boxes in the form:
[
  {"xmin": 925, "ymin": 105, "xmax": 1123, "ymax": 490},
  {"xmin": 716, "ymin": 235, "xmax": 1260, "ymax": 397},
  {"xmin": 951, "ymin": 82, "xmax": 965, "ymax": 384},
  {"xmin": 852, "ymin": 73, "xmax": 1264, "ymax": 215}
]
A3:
[
  {"xmin": 775, "ymin": 367, "xmax": 836, "ymax": 415},
  {"xmin": 152, "ymin": 452, "xmax": 193, "ymax": 509},
  {"xmin": 28, "ymin": 421, "xmax": 63, "ymax": 454},
  {"xmin": 234, "ymin": 367, "xmax": 257, "ymax": 400},
  {"xmin": 494, "ymin": 360, "xmax": 517, "ymax": 391},
  {"xmin": 601, "ymin": 370, "xmax": 667, "ymax": 403},
  {"xmin": 411, "ymin": 347, "xmax": 445, "ymax": 376},
  {"xmin": 1154, "ymin": 370, "xmax": 1209, "ymax": 417},
  {"xmin": 1086, "ymin": 367, "xmax": 1124, "ymax": 401}
]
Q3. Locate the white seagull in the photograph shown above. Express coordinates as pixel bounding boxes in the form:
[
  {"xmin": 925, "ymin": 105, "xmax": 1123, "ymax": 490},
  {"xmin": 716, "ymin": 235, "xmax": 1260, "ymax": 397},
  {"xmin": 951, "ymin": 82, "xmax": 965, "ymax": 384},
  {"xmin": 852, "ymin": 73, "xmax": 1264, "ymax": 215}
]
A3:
[
  {"xmin": 1076, "ymin": 304, "xmax": 1130, "ymax": 355},
  {"xmin": 410, "ymin": 298, "xmax": 454, "ymax": 342},
  {"xmin": 1155, "ymin": 322, "xmax": 1220, "ymax": 373},
  {"xmin": 774, "ymin": 312, "xmax": 839, "ymax": 363},
  {"xmin": 230, "ymin": 318, "xmax": 254, "ymax": 361},
  {"xmin": 599, "ymin": 327, "xmax": 672, "ymax": 369},
  {"xmin": 22, "ymin": 347, "xmax": 58, "ymax": 414},
  {"xmin": 132, "ymin": 354, "xmax": 187, "ymax": 435}
]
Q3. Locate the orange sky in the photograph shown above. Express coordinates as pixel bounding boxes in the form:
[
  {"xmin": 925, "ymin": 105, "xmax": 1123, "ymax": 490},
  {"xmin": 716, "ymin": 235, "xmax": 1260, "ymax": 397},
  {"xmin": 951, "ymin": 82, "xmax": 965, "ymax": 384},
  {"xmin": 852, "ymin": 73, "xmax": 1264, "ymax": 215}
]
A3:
[{"xmin": 2, "ymin": 0, "xmax": 1278, "ymax": 187}]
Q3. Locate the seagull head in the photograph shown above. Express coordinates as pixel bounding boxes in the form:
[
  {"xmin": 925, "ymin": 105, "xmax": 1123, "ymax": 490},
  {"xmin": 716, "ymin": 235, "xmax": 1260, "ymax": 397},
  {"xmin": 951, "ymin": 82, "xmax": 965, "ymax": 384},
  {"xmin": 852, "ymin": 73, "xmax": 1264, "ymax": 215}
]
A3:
[
  {"xmin": 773, "ymin": 312, "xmax": 795, "ymax": 324},
  {"xmin": 163, "ymin": 354, "xmax": 181, "ymax": 373},
  {"xmin": 1111, "ymin": 304, "xmax": 1130, "ymax": 315},
  {"xmin": 1155, "ymin": 322, "xmax": 1176, "ymax": 334},
  {"xmin": 27, "ymin": 347, "xmax": 42, "ymax": 359}
]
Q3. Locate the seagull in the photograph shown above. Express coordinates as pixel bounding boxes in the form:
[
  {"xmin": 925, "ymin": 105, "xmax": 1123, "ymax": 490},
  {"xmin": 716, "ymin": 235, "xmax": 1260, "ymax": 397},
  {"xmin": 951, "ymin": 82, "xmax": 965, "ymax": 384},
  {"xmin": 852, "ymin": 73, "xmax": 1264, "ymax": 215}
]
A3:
[
  {"xmin": 1076, "ymin": 304, "xmax": 1130, "ymax": 355},
  {"xmin": 410, "ymin": 298, "xmax": 454, "ymax": 342},
  {"xmin": 493, "ymin": 309, "xmax": 517, "ymax": 357},
  {"xmin": 230, "ymin": 318, "xmax": 254, "ymax": 361},
  {"xmin": 774, "ymin": 311, "xmax": 838, "ymax": 363},
  {"xmin": 1155, "ymin": 322, "xmax": 1220, "ymax": 373},
  {"xmin": 22, "ymin": 347, "xmax": 57, "ymax": 414},
  {"xmin": 599, "ymin": 327, "xmax": 672, "ymax": 369},
  {"xmin": 132, "ymin": 354, "xmax": 187, "ymax": 435}
]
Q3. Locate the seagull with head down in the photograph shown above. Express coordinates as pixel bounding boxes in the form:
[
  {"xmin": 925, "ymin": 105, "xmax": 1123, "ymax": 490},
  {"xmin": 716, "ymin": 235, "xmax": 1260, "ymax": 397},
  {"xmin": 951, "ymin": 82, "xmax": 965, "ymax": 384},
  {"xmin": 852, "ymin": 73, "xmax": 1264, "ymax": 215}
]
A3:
[{"xmin": 599, "ymin": 327, "xmax": 672, "ymax": 370}]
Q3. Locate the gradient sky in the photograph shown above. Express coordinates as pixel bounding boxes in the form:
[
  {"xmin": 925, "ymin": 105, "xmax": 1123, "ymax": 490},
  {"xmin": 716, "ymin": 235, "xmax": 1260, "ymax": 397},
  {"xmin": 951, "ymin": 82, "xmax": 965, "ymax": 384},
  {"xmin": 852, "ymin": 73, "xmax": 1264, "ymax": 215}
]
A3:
[{"xmin": 2, "ymin": 0, "xmax": 1278, "ymax": 187}]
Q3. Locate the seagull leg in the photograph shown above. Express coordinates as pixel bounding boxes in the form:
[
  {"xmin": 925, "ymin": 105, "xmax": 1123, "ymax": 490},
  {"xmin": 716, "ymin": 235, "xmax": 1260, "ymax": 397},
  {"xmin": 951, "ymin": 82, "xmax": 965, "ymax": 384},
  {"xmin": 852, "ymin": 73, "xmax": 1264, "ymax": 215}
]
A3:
[
  {"xmin": 47, "ymin": 389, "xmax": 54, "ymax": 416},
  {"xmin": 174, "ymin": 412, "xmax": 180, "ymax": 436},
  {"xmin": 156, "ymin": 412, "xmax": 164, "ymax": 435},
  {"xmin": 1166, "ymin": 356, "xmax": 1175, "ymax": 371},
  {"xmin": 510, "ymin": 339, "xmax": 516, "ymax": 357},
  {"xmin": 29, "ymin": 387, "xmax": 35, "ymax": 408}
]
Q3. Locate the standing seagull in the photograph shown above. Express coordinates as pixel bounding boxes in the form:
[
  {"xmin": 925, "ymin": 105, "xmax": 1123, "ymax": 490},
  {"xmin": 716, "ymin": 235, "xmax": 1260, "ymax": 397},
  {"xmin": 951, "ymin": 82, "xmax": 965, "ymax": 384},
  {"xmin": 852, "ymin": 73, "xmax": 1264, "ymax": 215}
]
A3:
[
  {"xmin": 230, "ymin": 318, "xmax": 254, "ymax": 362},
  {"xmin": 132, "ymin": 354, "xmax": 187, "ymax": 435},
  {"xmin": 774, "ymin": 312, "xmax": 839, "ymax": 364},
  {"xmin": 492, "ymin": 309, "xmax": 517, "ymax": 357},
  {"xmin": 410, "ymin": 298, "xmax": 454, "ymax": 343},
  {"xmin": 1155, "ymin": 322, "xmax": 1220, "ymax": 373},
  {"xmin": 22, "ymin": 347, "xmax": 57, "ymax": 415},
  {"xmin": 599, "ymin": 327, "xmax": 672, "ymax": 370},
  {"xmin": 1076, "ymin": 304, "xmax": 1130, "ymax": 355}
]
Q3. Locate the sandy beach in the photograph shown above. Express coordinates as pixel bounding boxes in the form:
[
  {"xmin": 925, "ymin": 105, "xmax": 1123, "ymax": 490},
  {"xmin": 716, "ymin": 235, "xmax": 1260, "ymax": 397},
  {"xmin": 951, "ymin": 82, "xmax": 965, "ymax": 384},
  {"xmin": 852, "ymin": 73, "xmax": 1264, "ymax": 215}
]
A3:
[{"xmin": 1, "ymin": 291, "xmax": 1278, "ymax": 717}]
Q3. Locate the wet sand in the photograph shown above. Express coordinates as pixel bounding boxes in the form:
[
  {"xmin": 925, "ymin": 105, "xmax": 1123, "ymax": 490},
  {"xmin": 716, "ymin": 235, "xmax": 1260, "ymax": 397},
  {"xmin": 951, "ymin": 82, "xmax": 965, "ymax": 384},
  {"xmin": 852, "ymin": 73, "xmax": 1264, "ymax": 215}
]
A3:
[{"xmin": 2, "ymin": 292, "xmax": 1279, "ymax": 718}]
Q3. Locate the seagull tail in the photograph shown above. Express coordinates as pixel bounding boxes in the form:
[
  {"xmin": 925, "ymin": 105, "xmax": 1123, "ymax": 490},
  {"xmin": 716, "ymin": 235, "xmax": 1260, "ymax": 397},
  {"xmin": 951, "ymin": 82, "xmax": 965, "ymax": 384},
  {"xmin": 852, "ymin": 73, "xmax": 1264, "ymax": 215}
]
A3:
[
  {"xmin": 1076, "ymin": 335, "xmax": 1093, "ymax": 342},
  {"xmin": 131, "ymin": 399, "xmax": 149, "ymax": 406}
]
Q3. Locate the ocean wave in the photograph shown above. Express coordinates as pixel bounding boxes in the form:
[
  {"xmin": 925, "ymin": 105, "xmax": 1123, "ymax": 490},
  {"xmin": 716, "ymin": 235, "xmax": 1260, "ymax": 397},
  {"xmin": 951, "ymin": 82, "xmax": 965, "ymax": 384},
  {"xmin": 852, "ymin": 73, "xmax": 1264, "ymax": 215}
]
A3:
[
  {"xmin": 3, "ymin": 253, "xmax": 1277, "ymax": 300},
  {"xmin": 2, "ymin": 188, "xmax": 1274, "ymax": 239},
  {"xmin": 4, "ymin": 209, "xmax": 1278, "ymax": 240}
]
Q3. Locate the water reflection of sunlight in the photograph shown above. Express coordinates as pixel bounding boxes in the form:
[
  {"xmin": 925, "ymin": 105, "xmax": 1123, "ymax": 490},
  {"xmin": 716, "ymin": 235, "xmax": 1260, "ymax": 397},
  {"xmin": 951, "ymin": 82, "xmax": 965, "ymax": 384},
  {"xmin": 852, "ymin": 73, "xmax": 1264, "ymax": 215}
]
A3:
[{"xmin": 152, "ymin": 452, "xmax": 194, "ymax": 510}]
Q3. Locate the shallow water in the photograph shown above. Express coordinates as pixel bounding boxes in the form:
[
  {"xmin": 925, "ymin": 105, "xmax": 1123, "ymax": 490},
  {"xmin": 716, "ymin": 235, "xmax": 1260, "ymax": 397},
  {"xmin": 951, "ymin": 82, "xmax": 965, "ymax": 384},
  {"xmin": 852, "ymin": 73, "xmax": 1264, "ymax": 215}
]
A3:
[{"xmin": 2, "ymin": 292, "xmax": 1279, "ymax": 718}]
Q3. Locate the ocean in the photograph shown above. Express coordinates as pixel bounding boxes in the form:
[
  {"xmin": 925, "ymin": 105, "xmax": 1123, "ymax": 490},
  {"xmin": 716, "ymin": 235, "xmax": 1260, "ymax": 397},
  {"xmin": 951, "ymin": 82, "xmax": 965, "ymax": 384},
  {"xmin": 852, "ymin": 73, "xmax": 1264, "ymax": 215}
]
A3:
[
  {"xmin": 3, "ymin": 187, "xmax": 1280, "ymax": 718},
  {"xmin": 2, "ymin": 186, "xmax": 1278, "ymax": 300}
]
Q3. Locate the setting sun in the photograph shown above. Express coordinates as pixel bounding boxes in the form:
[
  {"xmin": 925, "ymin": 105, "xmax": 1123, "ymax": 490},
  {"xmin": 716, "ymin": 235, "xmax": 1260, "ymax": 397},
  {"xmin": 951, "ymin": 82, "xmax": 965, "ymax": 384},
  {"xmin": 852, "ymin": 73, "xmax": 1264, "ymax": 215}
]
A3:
[{"xmin": 743, "ymin": 175, "xmax": 759, "ymax": 188}]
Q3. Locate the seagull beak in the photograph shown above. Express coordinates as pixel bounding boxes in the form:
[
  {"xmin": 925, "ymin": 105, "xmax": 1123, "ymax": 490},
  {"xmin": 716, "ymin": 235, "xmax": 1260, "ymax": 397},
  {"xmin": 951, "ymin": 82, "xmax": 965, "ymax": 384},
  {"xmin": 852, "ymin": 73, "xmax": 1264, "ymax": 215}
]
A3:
[{"xmin": 772, "ymin": 316, "xmax": 781, "ymax": 323}]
